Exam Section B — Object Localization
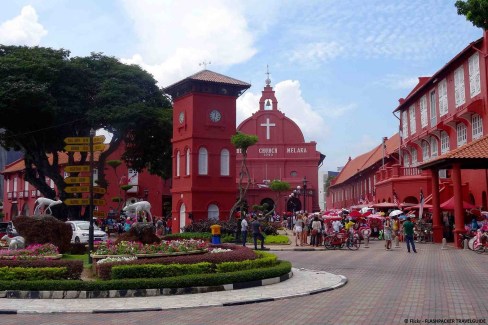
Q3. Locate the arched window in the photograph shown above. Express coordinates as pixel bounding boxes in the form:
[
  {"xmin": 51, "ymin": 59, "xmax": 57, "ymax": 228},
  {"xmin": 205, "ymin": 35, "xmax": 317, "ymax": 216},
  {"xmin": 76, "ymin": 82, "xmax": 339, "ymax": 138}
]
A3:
[
  {"xmin": 456, "ymin": 123, "xmax": 467, "ymax": 147},
  {"xmin": 421, "ymin": 141, "xmax": 430, "ymax": 162},
  {"xmin": 410, "ymin": 147, "xmax": 418, "ymax": 166},
  {"xmin": 175, "ymin": 150, "xmax": 180, "ymax": 177},
  {"xmin": 430, "ymin": 136, "xmax": 438, "ymax": 158},
  {"xmin": 208, "ymin": 204, "xmax": 219, "ymax": 220},
  {"xmin": 441, "ymin": 131, "xmax": 450, "ymax": 154},
  {"xmin": 185, "ymin": 148, "xmax": 190, "ymax": 176},
  {"xmin": 472, "ymin": 114, "xmax": 483, "ymax": 139},
  {"xmin": 198, "ymin": 147, "xmax": 208, "ymax": 175},
  {"xmin": 220, "ymin": 149, "xmax": 229, "ymax": 176},
  {"xmin": 403, "ymin": 153, "xmax": 410, "ymax": 167}
]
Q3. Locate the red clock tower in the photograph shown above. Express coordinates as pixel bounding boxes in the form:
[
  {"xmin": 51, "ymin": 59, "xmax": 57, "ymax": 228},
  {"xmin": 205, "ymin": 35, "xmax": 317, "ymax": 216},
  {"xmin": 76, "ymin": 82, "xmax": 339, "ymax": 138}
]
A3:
[{"xmin": 165, "ymin": 70, "xmax": 250, "ymax": 231}]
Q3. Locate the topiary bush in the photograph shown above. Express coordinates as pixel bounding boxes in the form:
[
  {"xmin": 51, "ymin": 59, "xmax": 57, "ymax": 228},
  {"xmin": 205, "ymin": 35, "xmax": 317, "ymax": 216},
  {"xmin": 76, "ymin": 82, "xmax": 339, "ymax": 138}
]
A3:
[
  {"xmin": 0, "ymin": 259, "xmax": 83, "ymax": 280},
  {"xmin": 12, "ymin": 216, "xmax": 72, "ymax": 253},
  {"xmin": 111, "ymin": 262, "xmax": 214, "ymax": 279},
  {"xmin": 0, "ymin": 266, "xmax": 68, "ymax": 281}
]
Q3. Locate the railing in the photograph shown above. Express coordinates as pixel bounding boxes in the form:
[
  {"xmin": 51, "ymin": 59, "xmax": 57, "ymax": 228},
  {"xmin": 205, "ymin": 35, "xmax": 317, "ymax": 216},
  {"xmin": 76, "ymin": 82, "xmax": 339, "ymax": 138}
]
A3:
[
  {"xmin": 376, "ymin": 166, "xmax": 423, "ymax": 182},
  {"xmin": 402, "ymin": 167, "xmax": 422, "ymax": 177}
]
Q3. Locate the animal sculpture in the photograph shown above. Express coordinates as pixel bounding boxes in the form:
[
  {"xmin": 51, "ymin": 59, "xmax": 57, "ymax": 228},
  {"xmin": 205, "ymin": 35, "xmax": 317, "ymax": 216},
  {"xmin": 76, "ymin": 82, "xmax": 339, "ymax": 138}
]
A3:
[
  {"xmin": 34, "ymin": 198, "xmax": 62, "ymax": 215},
  {"xmin": 1, "ymin": 235, "xmax": 26, "ymax": 250},
  {"xmin": 123, "ymin": 201, "xmax": 152, "ymax": 221}
]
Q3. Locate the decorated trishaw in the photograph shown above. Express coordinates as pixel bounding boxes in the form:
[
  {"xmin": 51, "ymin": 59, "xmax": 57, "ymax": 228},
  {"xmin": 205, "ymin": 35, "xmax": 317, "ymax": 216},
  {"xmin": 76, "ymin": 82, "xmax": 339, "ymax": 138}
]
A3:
[{"xmin": 365, "ymin": 213, "xmax": 386, "ymax": 239}]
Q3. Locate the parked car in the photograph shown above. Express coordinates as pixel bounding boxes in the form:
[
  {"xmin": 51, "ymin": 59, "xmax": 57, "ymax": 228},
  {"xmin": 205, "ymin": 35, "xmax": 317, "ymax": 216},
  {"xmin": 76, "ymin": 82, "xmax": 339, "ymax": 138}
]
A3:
[
  {"xmin": 66, "ymin": 220, "xmax": 108, "ymax": 244},
  {"xmin": 0, "ymin": 221, "xmax": 18, "ymax": 238}
]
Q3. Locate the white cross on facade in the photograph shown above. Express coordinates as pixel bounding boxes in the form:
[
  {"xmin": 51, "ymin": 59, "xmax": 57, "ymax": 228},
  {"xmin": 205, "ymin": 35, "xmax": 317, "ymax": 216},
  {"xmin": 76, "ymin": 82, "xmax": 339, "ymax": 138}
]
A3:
[{"xmin": 260, "ymin": 118, "xmax": 276, "ymax": 140}]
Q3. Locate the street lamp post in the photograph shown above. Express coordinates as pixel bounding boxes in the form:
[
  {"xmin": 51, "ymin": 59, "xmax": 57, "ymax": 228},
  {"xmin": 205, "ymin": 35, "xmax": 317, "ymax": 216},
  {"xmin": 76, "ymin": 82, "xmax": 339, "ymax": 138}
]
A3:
[
  {"xmin": 302, "ymin": 176, "xmax": 308, "ymax": 213},
  {"xmin": 88, "ymin": 128, "xmax": 95, "ymax": 264}
]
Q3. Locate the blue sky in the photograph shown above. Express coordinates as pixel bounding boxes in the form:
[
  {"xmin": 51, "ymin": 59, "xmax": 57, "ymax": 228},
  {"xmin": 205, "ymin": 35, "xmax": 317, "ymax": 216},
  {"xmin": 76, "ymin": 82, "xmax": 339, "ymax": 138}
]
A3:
[{"xmin": 0, "ymin": 0, "xmax": 483, "ymax": 173}]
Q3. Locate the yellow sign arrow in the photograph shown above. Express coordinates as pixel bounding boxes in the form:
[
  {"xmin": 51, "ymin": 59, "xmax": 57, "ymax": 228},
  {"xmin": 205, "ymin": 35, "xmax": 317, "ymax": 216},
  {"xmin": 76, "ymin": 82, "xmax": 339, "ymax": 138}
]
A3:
[
  {"xmin": 93, "ymin": 211, "xmax": 106, "ymax": 218},
  {"xmin": 64, "ymin": 165, "xmax": 90, "ymax": 173},
  {"xmin": 64, "ymin": 198, "xmax": 106, "ymax": 206},
  {"xmin": 64, "ymin": 135, "xmax": 105, "ymax": 145},
  {"xmin": 65, "ymin": 186, "xmax": 106, "ymax": 194},
  {"xmin": 64, "ymin": 143, "xmax": 105, "ymax": 152},
  {"xmin": 64, "ymin": 176, "xmax": 91, "ymax": 184}
]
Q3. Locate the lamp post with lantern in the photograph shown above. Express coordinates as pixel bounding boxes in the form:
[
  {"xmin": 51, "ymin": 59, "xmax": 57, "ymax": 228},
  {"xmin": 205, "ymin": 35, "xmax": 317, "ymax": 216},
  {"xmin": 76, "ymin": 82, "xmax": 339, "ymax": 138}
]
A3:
[{"xmin": 289, "ymin": 176, "xmax": 309, "ymax": 213}]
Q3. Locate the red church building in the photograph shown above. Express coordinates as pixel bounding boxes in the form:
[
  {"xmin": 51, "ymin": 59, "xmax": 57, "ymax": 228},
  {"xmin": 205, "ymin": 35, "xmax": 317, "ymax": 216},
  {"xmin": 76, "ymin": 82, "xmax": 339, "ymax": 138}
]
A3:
[{"xmin": 237, "ymin": 74, "xmax": 324, "ymax": 214}]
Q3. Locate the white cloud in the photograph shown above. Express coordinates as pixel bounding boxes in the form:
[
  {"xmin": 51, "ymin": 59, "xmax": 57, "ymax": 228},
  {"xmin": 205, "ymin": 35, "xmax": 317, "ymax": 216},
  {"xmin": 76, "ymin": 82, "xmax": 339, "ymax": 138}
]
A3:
[
  {"xmin": 237, "ymin": 80, "xmax": 328, "ymax": 142},
  {"xmin": 289, "ymin": 42, "xmax": 344, "ymax": 66},
  {"xmin": 0, "ymin": 6, "xmax": 47, "ymax": 46},
  {"xmin": 376, "ymin": 74, "xmax": 423, "ymax": 90},
  {"xmin": 120, "ymin": 0, "xmax": 257, "ymax": 86}
]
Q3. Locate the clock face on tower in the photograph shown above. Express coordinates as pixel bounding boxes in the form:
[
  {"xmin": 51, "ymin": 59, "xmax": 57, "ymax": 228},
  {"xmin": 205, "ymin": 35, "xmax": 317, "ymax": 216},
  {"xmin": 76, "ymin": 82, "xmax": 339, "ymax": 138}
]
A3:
[
  {"xmin": 178, "ymin": 111, "xmax": 185, "ymax": 124},
  {"xmin": 209, "ymin": 109, "xmax": 222, "ymax": 122}
]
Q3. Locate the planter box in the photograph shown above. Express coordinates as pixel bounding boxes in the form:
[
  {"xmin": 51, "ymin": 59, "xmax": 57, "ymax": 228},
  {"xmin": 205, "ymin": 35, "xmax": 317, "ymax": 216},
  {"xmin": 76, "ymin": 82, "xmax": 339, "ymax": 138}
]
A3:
[
  {"xmin": 91, "ymin": 250, "xmax": 206, "ymax": 260},
  {"xmin": 0, "ymin": 254, "xmax": 62, "ymax": 260}
]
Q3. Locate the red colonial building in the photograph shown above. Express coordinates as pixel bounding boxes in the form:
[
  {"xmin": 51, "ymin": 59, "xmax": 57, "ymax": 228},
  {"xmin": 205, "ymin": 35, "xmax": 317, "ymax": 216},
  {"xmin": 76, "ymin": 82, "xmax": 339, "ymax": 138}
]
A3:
[
  {"xmin": 237, "ymin": 75, "xmax": 324, "ymax": 214},
  {"xmin": 327, "ymin": 31, "xmax": 488, "ymax": 247}
]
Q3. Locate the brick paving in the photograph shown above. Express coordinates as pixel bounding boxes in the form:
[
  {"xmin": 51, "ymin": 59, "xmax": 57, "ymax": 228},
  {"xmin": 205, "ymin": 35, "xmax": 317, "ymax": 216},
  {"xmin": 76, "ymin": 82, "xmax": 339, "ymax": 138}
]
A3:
[{"xmin": 2, "ymin": 240, "xmax": 488, "ymax": 325}]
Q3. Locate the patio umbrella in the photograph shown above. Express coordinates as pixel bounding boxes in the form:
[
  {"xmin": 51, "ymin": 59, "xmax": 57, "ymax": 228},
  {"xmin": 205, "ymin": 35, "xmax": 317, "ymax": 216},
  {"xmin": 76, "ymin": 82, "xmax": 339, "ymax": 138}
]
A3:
[
  {"xmin": 349, "ymin": 210, "xmax": 361, "ymax": 217},
  {"xmin": 389, "ymin": 209, "xmax": 403, "ymax": 217}
]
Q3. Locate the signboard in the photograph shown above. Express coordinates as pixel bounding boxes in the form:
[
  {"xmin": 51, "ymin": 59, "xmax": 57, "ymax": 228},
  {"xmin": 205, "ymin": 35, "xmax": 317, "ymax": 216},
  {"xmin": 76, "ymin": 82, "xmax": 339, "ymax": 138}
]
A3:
[
  {"xmin": 64, "ymin": 143, "xmax": 105, "ymax": 152},
  {"xmin": 65, "ymin": 176, "xmax": 90, "ymax": 184},
  {"xmin": 93, "ymin": 211, "xmax": 106, "ymax": 218},
  {"xmin": 64, "ymin": 165, "xmax": 90, "ymax": 173},
  {"xmin": 65, "ymin": 186, "xmax": 106, "ymax": 194},
  {"xmin": 64, "ymin": 135, "xmax": 105, "ymax": 145},
  {"xmin": 64, "ymin": 198, "xmax": 106, "ymax": 206}
]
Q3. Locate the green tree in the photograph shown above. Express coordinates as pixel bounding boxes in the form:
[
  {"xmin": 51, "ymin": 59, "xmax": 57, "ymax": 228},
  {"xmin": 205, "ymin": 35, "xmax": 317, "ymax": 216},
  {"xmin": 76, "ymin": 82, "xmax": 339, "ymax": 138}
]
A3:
[
  {"xmin": 268, "ymin": 180, "xmax": 291, "ymax": 216},
  {"xmin": 229, "ymin": 132, "xmax": 258, "ymax": 220},
  {"xmin": 324, "ymin": 175, "xmax": 337, "ymax": 197},
  {"xmin": 0, "ymin": 46, "xmax": 172, "ymax": 219},
  {"xmin": 455, "ymin": 0, "xmax": 488, "ymax": 30}
]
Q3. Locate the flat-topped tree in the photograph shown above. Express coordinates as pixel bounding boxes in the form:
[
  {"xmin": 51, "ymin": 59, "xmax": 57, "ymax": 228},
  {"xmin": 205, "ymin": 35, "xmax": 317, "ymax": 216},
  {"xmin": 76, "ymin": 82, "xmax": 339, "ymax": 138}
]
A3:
[
  {"xmin": 0, "ymin": 46, "xmax": 172, "ymax": 219},
  {"xmin": 455, "ymin": 0, "xmax": 488, "ymax": 30}
]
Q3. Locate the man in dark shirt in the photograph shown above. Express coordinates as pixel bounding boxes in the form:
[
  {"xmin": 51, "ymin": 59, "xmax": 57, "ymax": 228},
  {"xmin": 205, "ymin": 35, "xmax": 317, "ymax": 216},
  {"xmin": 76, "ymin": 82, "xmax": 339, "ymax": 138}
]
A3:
[
  {"xmin": 403, "ymin": 217, "xmax": 417, "ymax": 253},
  {"xmin": 251, "ymin": 216, "xmax": 267, "ymax": 250}
]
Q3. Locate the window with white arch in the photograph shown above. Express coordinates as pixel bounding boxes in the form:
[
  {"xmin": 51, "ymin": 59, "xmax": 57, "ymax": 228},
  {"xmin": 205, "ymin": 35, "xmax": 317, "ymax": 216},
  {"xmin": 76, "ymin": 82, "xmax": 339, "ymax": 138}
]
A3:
[
  {"xmin": 402, "ymin": 110, "xmax": 408, "ymax": 139},
  {"xmin": 440, "ymin": 131, "xmax": 450, "ymax": 154},
  {"xmin": 472, "ymin": 114, "xmax": 483, "ymax": 139},
  {"xmin": 198, "ymin": 147, "xmax": 208, "ymax": 175},
  {"xmin": 175, "ymin": 150, "xmax": 180, "ymax": 177},
  {"xmin": 456, "ymin": 123, "xmax": 467, "ymax": 147},
  {"xmin": 410, "ymin": 148, "xmax": 418, "ymax": 166},
  {"xmin": 403, "ymin": 153, "xmax": 410, "ymax": 167},
  {"xmin": 430, "ymin": 136, "xmax": 438, "ymax": 158},
  {"xmin": 185, "ymin": 148, "xmax": 190, "ymax": 176},
  {"xmin": 220, "ymin": 149, "xmax": 229, "ymax": 176},
  {"xmin": 208, "ymin": 204, "xmax": 219, "ymax": 220},
  {"xmin": 421, "ymin": 141, "xmax": 430, "ymax": 162}
]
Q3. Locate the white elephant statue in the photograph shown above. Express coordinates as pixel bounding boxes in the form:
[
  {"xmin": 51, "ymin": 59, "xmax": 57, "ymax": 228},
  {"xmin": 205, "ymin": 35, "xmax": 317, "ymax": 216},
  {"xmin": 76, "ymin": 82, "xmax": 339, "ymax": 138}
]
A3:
[
  {"xmin": 34, "ymin": 197, "xmax": 62, "ymax": 215},
  {"xmin": 123, "ymin": 201, "xmax": 152, "ymax": 221},
  {"xmin": 1, "ymin": 235, "xmax": 26, "ymax": 250}
]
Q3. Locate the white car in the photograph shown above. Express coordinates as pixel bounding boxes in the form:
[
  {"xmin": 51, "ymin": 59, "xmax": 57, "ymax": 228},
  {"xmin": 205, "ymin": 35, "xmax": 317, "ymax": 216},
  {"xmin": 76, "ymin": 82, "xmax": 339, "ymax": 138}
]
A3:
[{"xmin": 66, "ymin": 220, "xmax": 108, "ymax": 244}]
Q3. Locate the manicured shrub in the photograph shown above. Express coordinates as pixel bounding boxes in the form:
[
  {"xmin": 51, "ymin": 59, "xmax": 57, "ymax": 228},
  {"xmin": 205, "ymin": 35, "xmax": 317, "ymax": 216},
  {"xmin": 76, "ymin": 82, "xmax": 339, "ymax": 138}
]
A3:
[
  {"xmin": 12, "ymin": 216, "xmax": 72, "ymax": 253},
  {"xmin": 97, "ymin": 244, "xmax": 256, "ymax": 280},
  {"xmin": 162, "ymin": 232, "xmax": 211, "ymax": 241},
  {"xmin": 111, "ymin": 262, "xmax": 213, "ymax": 279},
  {"xmin": 0, "ymin": 261, "xmax": 292, "ymax": 291},
  {"xmin": 216, "ymin": 252, "xmax": 278, "ymax": 273},
  {"xmin": 0, "ymin": 259, "xmax": 83, "ymax": 280},
  {"xmin": 0, "ymin": 266, "xmax": 68, "ymax": 280},
  {"xmin": 69, "ymin": 243, "xmax": 87, "ymax": 255}
]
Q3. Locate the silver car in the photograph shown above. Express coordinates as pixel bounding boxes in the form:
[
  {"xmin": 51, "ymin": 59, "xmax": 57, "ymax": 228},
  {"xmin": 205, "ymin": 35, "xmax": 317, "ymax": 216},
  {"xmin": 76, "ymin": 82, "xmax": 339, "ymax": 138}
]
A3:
[{"xmin": 66, "ymin": 220, "xmax": 108, "ymax": 244}]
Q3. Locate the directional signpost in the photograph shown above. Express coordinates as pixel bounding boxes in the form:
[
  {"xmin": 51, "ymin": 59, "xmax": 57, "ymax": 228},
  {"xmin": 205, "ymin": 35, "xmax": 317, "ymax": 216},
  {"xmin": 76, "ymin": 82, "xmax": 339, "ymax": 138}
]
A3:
[
  {"xmin": 64, "ymin": 198, "xmax": 105, "ymax": 206},
  {"xmin": 93, "ymin": 211, "xmax": 106, "ymax": 218},
  {"xmin": 65, "ymin": 186, "xmax": 106, "ymax": 194},
  {"xmin": 64, "ymin": 165, "xmax": 90, "ymax": 173},
  {"xmin": 64, "ymin": 135, "xmax": 105, "ymax": 145},
  {"xmin": 65, "ymin": 176, "xmax": 91, "ymax": 184},
  {"xmin": 64, "ymin": 143, "xmax": 105, "ymax": 152}
]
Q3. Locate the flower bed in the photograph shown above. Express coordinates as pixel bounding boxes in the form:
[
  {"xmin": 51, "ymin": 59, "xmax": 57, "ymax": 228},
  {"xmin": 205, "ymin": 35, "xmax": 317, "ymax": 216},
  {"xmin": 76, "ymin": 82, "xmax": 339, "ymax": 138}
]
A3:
[
  {"xmin": 93, "ymin": 239, "xmax": 208, "ymax": 256},
  {"xmin": 0, "ymin": 243, "xmax": 61, "ymax": 260}
]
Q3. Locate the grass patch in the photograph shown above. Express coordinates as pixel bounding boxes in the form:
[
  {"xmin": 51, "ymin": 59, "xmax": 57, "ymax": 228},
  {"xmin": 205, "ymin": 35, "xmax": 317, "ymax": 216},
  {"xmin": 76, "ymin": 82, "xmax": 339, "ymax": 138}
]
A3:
[
  {"xmin": 264, "ymin": 235, "xmax": 289, "ymax": 244},
  {"xmin": 62, "ymin": 254, "xmax": 90, "ymax": 267}
]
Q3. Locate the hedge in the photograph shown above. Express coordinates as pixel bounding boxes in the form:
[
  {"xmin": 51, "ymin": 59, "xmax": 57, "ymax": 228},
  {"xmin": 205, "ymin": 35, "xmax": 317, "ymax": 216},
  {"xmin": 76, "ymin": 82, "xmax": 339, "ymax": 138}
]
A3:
[
  {"xmin": 111, "ymin": 262, "xmax": 213, "ymax": 279},
  {"xmin": 216, "ymin": 252, "xmax": 278, "ymax": 273},
  {"xmin": 97, "ymin": 244, "xmax": 256, "ymax": 280},
  {"xmin": 0, "ymin": 260, "xmax": 83, "ymax": 280},
  {"xmin": 0, "ymin": 261, "xmax": 292, "ymax": 291},
  {"xmin": 0, "ymin": 266, "xmax": 68, "ymax": 281}
]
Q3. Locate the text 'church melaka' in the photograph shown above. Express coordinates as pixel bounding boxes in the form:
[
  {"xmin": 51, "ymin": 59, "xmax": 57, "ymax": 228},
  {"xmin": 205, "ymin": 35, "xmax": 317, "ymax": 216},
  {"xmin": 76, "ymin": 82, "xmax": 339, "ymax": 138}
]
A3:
[{"xmin": 165, "ymin": 69, "xmax": 324, "ymax": 230}]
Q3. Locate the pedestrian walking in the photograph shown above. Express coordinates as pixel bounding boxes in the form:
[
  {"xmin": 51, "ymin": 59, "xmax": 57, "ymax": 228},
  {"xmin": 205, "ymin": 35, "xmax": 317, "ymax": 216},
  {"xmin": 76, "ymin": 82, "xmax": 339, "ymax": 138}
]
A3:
[
  {"xmin": 403, "ymin": 216, "xmax": 417, "ymax": 253},
  {"xmin": 384, "ymin": 217, "xmax": 392, "ymax": 250},
  {"xmin": 241, "ymin": 214, "xmax": 249, "ymax": 246},
  {"xmin": 251, "ymin": 216, "xmax": 267, "ymax": 250}
]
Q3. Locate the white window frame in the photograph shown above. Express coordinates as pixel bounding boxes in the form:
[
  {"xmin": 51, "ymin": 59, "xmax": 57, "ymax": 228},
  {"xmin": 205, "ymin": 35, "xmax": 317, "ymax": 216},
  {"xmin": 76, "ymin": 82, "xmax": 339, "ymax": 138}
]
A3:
[
  {"xmin": 220, "ymin": 149, "xmax": 230, "ymax": 176},
  {"xmin": 208, "ymin": 204, "xmax": 219, "ymax": 220},
  {"xmin": 439, "ymin": 79, "xmax": 448, "ymax": 116},
  {"xmin": 198, "ymin": 147, "xmax": 208, "ymax": 175},
  {"xmin": 422, "ymin": 141, "xmax": 430, "ymax": 162},
  {"xmin": 402, "ymin": 110, "xmax": 409, "ymax": 138},
  {"xmin": 472, "ymin": 114, "xmax": 483, "ymax": 140},
  {"xmin": 430, "ymin": 90, "xmax": 437, "ymax": 127},
  {"xmin": 176, "ymin": 150, "xmax": 180, "ymax": 177},
  {"xmin": 440, "ymin": 131, "xmax": 450, "ymax": 154},
  {"xmin": 185, "ymin": 149, "xmax": 190, "ymax": 176},
  {"xmin": 456, "ymin": 123, "xmax": 467, "ymax": 147},
  {"xmin": 454, "ymin": 66, "xmax": 466, "ymax": 107},
  {"xmin": 469, "ymin": 52, "xmax": 481, "ymax": 97},
  {"xmin": 411, "ymin": 148, "xmax": 418, "ymax": 167},
  {"xmin": 430, "ymin": 136, "xmax": 438, "ymax": 158},
  {"xmin": 409, "ymin": 104, "xmax": 416, "ymax": 135},
  {"xmin": 403, "ymin": 153, "xmax": 410, "ymax": 167},
  {"xmin": 420, "ymin": 95, "xmax": 428, "ymax": 128}
]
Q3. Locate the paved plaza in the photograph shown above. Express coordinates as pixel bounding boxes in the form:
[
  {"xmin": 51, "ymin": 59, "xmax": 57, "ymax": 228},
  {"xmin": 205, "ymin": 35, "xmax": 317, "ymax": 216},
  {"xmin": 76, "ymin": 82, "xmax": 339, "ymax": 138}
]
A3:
[{"xmin": 1, "ymin": 239, "xmax": 487, "ymax": 325}]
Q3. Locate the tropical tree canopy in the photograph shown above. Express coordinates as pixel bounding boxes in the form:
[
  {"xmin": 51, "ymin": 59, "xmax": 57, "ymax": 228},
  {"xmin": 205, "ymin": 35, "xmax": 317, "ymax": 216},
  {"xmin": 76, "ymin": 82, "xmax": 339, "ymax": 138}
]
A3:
[
  {"xmin": 455, "ymin": 0, "xmax": 488, "ymax": 30},
  {"xmin": 0, "ymin": 46, "xmax": 172, "ymax": 217}
]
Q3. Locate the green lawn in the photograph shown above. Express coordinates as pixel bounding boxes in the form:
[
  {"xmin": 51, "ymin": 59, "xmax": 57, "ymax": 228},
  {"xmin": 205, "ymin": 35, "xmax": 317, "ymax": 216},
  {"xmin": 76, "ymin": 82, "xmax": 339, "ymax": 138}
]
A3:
[{"xmin": 62, "ymin": 254, "xmax": 90, "ymax": 267}]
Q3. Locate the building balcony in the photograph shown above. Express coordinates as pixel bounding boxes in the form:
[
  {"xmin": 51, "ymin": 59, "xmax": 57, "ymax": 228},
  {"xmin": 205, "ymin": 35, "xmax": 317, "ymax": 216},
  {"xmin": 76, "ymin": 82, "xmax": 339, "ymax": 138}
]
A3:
[{"xmin": 375, "ymin": 165, "xmax": 426, "ymax": 183}]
